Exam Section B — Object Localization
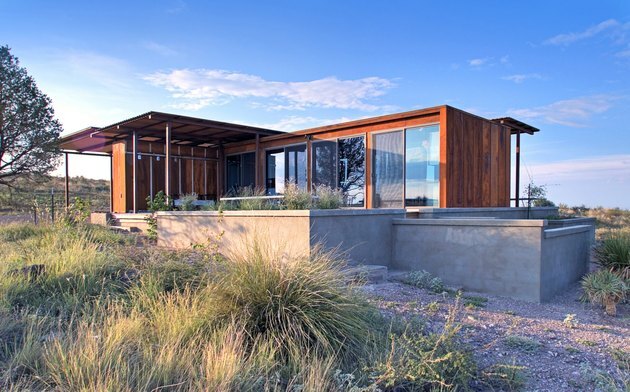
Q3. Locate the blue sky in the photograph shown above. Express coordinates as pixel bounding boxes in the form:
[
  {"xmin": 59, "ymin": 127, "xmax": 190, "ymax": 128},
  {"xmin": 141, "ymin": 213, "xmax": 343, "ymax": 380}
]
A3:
[{"xmin": 1, "ymin": 0, "xmax": 629, "ymax": 208}]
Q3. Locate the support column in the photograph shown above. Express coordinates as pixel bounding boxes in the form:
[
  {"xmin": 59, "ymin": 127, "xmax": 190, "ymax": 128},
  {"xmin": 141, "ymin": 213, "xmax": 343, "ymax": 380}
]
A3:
[
  {"xmin": 109, "ymin": 154, "xmax": 113, "ymax": 212},
  {"xmin": 306, "ymin": 136, "xmax": 312, "ymax": 191},
  {"xmin": 132, "ymin": 130, "xmax": 138, "ymax": 213},
  {"xmin": 165, "ymin": 122, "xmax": 172, "ymax": 201},
  {"xmin": 217, "ymin": 143, "xmax": 224, "ymax": 199},
  {"xmin": 255, "ymin": 134, "xmax": 261, "ymax": 188},
  {"xmin": 64, "ymin": 152, "xmax": 69, "ymax": 208},
  {"xmin": 515, "ymin": 130, "xmax": 521, "ymax": 207}
]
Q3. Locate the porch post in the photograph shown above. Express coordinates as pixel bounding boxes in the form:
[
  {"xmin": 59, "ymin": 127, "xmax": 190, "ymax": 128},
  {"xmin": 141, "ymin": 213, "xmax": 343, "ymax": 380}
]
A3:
[
  {"xmin": 64, "ymin": 152, "xmax": 69, "ymax": 208},
  {"xmin": 255, "ymin": 134, "xmax": 260, "ymax": 188},
  {"xmin": 165, "ymin": 122, "xmax": 172, "ymax": 201},
  {"xmin": 132, "ymin": 130, "xmax": 138, "ymax": 213},
  {"xmin": 217, "ymin": 143, "xmax": 224, "ymax": 199},
  {"xmin": 305, "ymin": 135, "xmax": 312, "ymax": 191},
  {"xmin": 515, "ymin": 130, "xmax": 521, "ymax": 207},
  {"xmin": 109, "ymin": 154, "xmax": 113, "ymax": 212}
]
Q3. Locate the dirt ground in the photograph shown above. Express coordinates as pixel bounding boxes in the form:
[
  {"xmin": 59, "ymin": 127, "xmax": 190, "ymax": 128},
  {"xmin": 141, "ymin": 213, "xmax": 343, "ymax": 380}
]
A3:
[{"xmin": 361, "ymin": 277, "xmax": 629, "ymax": 391}]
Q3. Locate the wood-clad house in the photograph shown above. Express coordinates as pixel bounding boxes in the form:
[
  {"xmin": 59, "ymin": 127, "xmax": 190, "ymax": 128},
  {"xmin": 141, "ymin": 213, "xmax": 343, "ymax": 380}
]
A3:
[{"xmin": 58, "ymin": 105, "xmax": 538, "ymax": 213}]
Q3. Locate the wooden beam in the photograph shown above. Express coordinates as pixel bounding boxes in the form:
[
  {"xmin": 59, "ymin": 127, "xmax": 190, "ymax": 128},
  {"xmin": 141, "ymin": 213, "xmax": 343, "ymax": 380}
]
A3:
[
  {"xmin": 515, "ymin": 130, "xmax": 521, "ymax": 207},
  {"xmin": 147, "ymin": 113, "xmax": 278, "ymax": 136}
]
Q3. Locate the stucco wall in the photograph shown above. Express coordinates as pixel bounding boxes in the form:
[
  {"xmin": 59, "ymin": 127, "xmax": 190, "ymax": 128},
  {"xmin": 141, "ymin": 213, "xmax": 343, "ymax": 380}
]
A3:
[
  {"xmin": 391, "ymin": 218, "xmax": 594, "ymax": 302},
  {"xmin": 157, "ymin": 209, "xmax": 406, "ymax": 264}
]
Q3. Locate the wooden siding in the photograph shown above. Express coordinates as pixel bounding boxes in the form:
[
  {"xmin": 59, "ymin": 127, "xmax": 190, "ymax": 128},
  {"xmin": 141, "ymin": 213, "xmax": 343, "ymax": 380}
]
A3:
[
  {"xmin": 111, "ymin": 141, "xmax": 127, "ymax": 213},
  {"xmin": 444, "ymin": 106, "xmax": 511, "ymax": 207}
]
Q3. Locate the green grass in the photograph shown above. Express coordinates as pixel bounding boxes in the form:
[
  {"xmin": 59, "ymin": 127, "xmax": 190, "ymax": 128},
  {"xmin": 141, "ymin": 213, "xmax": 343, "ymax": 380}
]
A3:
[{"xmin": 504, "ymin": 335, "xmax": 542, "ymax": 353}]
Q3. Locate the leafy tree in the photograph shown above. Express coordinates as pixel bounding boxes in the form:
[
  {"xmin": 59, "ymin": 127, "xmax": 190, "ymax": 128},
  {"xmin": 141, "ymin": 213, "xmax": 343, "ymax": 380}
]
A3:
[
  {"xmin": 523, "ymin": 181, "xmax": 555, "ymax": 207},
  {"xmin": 0, "ymin": 45, "xmax": 62, "ymax": 186}
]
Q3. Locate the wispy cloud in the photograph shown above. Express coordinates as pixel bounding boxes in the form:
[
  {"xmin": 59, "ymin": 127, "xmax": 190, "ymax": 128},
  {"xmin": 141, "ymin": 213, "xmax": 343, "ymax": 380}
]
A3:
[
  {"xmin": 143, "ymin": 69, "xmax": 395, "ymax": 111},
  {"xmin": 507, "ymin": 94, "xmax": 617, "ymax": 127},
  {"xmin": 501, "ymin": 73, "xmax": 543, "ymax": 83},
  {"xmin": 544, "ymin": 19, "xmax": 625, "ymax": 46},
  {"xmin": 468, "ymin": 58, "xmax": 490, "ymax": 67},
  {"xmin": 248, "ymin": 115, "xmax": 356, "ymax": 132},
  {"xmin": 528, "ymin": 154, "xmax": 630, "ymax": 182},
  {"xmin": 144, "ymin": 41, "xmax": 178, "ymax": 56}
]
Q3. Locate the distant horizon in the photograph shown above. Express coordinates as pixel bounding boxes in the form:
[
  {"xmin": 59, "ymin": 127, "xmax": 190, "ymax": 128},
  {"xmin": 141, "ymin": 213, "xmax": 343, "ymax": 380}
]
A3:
[{"xmin": 1, "ymin": 1, "xmax": 628, "ymax": 208}]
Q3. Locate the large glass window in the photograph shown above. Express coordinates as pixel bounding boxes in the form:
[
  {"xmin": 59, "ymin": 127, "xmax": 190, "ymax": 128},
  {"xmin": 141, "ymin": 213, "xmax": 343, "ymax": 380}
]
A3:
[
  {"xmin": 338, "ymin": 136, "xmax": 365, "ymax": 207},
  {"xmin": 265, "ymin": 144, "xmax": 307, "ymax": 195},
  {"xmin": 372, "ymin": 131, "xmax": 404, "ymax": 208},
  {"xmin": 226, "ymin": 152, "xmax": 255, "ymax": 194},
  {"xmin": 312, "ymin": 141, "xmax": 337, "ymax": 189},
  {"xmin": 405, "ymin": 125, "xmax": 440, "ymax": 206}
]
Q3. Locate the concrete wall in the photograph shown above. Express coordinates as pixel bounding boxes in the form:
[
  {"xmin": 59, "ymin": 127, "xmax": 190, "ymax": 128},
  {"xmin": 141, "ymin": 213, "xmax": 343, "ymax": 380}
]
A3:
[
  {"xmin": 112, "ymin": 213, "xmax": 150, "ymax": 232},
  {"xmin": 406, "ymin": 206, "xmax": 558, "ymax": 220},
  {"xmin": 391, "ymin": 218, "xmax": 594, "ymax": 302},
  {"xmin": 157, "ymin": 209, "xmax": 405, "ymax": 264}
]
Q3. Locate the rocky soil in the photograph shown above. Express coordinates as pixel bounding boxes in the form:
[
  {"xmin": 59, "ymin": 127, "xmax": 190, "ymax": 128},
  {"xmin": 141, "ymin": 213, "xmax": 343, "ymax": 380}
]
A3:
[{"xmin": 361, "ymin": 278, "xmax": 629, "ymax": 391}]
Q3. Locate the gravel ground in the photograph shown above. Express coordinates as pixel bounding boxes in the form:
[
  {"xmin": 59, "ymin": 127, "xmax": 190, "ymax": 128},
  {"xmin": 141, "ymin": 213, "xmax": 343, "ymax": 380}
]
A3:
[{"xmin": 361, "ymin": 278, "xmax": 629, "ymax": 391}]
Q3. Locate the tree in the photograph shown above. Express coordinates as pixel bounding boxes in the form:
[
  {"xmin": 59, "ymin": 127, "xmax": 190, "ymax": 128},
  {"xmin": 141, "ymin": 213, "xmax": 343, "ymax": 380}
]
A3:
[
  {"xmin": 0, "ymin": 45, "xmax": 62, "ymax": 186},
  {"xmin": 523, "ymin": 181, "xmax": 555, "ymax": 207}
]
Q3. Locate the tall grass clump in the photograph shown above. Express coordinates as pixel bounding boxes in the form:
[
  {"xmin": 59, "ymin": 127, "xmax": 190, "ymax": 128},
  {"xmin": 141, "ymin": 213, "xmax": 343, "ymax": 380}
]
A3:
[
  {"xmin": 204, "ymin": 239, "xmax": 377, "ymax": 364},
  {"xmin": 314, "ymin": 185, "xmax": 343, "ymax": 210},
  {"xmin": 236, "ymin": 186, "xmax": 273, "ymax": 210},
  {"xmin": 282, "ymin": 182, "xmax": 312, "ymax": 210},
  {"xmin": 594, "ymin": 231, "xmax": 630, "ymax": 279}
]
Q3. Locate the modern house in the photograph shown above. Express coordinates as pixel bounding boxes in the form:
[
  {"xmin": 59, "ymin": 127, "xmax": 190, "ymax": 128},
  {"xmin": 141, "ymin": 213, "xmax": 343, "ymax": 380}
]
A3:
[
  {"xmin": 58, "ymin": 104, "xmax": 596, "ymax": 303},
  {"xmin": 58, "ymin": 105, "xmax": 538, "ymax": 213}
]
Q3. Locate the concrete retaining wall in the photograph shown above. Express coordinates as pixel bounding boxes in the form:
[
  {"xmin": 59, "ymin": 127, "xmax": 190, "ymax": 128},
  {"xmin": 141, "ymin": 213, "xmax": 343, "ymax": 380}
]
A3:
[
  {"xmin": 157, "ymin": 209, "xmax": 405, "ymax": 265},
  {"xmin": 406, "ymin": 206, "xmax": 558, "ymax": 220},
  {"xmin": 391, "ymin": 218, "xmax": 594, "ymax": 302}
]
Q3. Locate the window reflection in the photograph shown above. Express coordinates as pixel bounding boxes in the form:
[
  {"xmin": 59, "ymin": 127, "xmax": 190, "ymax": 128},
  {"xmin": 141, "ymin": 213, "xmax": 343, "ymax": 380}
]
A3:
[
  {"xmin": 338, "ymin": 136, "xmax": 365, "ymax": 207},
  {"xmin": 372, "ymin": 131, "xmax": 404, "ymax": 208},
  {"xmin": 265, "ymin": 145, "xmax": 307, "ymax": 195},
  {"xmin": 405, "ymin": 125, "xmax": 440, "ymax": 206},
  {"xmin": 226, "ymin": 152, "xmax": 255, "ymax": 194}
]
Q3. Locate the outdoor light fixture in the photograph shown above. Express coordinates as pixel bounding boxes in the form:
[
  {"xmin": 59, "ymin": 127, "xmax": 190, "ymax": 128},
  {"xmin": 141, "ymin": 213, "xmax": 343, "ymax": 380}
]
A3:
[{"xmin": 137, "ymin": 154, "xmax": 142, "ymax": 160}]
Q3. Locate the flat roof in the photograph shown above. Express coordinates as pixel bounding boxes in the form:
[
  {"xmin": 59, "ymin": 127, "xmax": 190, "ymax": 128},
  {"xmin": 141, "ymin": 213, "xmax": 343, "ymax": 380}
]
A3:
[
  {"xmin": 58, "ymin": 111, "xmax": 282, "ymax": 154},
  {"xmin": 492, "ymin": 117, "xmax": 540, "ymax": 135}
]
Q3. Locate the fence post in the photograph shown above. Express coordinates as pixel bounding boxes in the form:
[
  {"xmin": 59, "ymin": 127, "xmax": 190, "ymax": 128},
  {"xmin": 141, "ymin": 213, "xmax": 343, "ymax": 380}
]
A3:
[{"xmin": 51, "ymin": 188, "xmax": 55, "ymax": 223}]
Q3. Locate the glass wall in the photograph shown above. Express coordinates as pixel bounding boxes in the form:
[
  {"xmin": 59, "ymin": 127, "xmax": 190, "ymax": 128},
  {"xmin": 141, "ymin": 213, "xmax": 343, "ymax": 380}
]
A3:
[
  {"xmin": 226, "ymin": 152, "xmax": 255, "ymax": 194},
  {"xmin": 405, "ymin": 125, "xmax": 440, "ymax": 206},
  {"xmin": 312, "ymin": 141, "xmax": 337, "ymax": 189},
  {"xmin": 338, "ymin": 136, "xmax": 365, "ymax": 207},
  {"xmin": 265, "ymin": 144, "xmax": 307, "ymax": 195},
  {"xmin": 372, "ymin": 131, "xmax": 404, "ymax": 208}
]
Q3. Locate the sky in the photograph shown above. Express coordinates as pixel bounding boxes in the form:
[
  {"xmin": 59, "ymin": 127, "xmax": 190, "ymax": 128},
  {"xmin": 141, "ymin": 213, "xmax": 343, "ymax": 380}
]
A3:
[{"xmin": 1, "ymin": 0, "xmax": 629, "ymax": 208}]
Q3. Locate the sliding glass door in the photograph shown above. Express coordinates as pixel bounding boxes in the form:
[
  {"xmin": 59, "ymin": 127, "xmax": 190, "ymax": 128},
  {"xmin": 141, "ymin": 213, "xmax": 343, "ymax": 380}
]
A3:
[
  {"xmin": 338, "ymin": 136, "xmax": 365, "ymax": 207},
  {"xmin": 226, "ymin": 152, "xmax": 255, "ymax": 194},
  {"xmin": 265, "ymin": 144, "xmax": 307, "ymax": 195},
  {"xmin": 371, "ymin": 124, "xmax": 440, "ymax": 208}
]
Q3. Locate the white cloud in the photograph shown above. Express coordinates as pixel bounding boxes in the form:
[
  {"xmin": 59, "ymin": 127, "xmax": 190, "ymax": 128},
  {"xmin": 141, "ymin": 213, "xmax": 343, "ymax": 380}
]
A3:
[
  {"xmin": 468, "ymin": 58, "xmax": 490, "ymax": 67},
  {"xmin": 528, "ymin": 155, "xmax": 630, "ymax": 182},
  {"xmin": 143, "ymin": 69, "xmax": 395, "ymax": 111},
  {"xmin": 501, "ymin": 73, "xmax": 543, "ymax": 83},
  {"xmin": 144, "ymin": 41, "xmax": 178, "ymax": 56},
  {"xmin": 500, "ymin": 55, "xmax": 510, "ymax": 64},
  {"xmin": 507, "ymin": 94, "xmax": 617, "ymax": 127},
  {"xmin": 544, "ymin": 19, "xmax": 623, "ymax": 45},
  {"xmin": 248, "ymin": 115, "xmax": 356, "ymax": 132}
]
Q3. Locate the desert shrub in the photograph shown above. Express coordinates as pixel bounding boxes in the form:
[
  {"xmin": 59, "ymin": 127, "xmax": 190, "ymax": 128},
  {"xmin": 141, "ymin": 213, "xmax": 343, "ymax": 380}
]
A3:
[
  {"xmin": 480, "ymin": 362, "xmax": 526, "ymax": 391},
  {"xmin": 61, "ymin": 197, "xmax": 91, "ymax": 225},
  {"xmin": 203, "ymin": 239, "xmax": 377, "ymax": 364},
  {"xmin": 145, "ymin": 191, "xmax": 173, "ymax": 241},
  {"xmin": 503, "ymin": 335, "xmax": 541, "ymax": 353},
  {"xmin": 369, "ymin": 305, "xmax": 476, "ymax": 391},
  {"xmin": 236, "ymin": 186, "xmax": 274, "ymax": 210},
  {"xmin": 581, "ymin": 269, "xmax": 627, "ymax": 316},
  {"xmin": 404, "ymin": 270, "xmax": 445, "ymax": 293},
  {"xmin": 594, "ymin": 231, "xmax": 630, "ymax": 279},
  {"xmin": 282, "ymin": 182, "xmax": 312, "ymax": 210},
  {"xmin": 179, "ymin": 192, "xmax": 198, "ymax": 211},
  {"xmin": 314, "ymin": 185, "xmax": 343, "ymax": 209}
]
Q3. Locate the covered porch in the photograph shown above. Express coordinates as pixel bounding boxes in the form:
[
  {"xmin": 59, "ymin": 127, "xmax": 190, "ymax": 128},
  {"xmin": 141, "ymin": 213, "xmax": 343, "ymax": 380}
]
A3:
[{"xmin": 58, "ymin": 112, "xmax": 280, "ymax": 213}]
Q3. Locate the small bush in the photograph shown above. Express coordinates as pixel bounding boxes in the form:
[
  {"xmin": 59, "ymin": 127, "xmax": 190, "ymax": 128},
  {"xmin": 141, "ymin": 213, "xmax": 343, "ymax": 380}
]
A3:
[
  {"xmin": 282, "ymin": 182, "xmax": 312, "ymax": 210},
  {"xmin": 463, "ymin": 295, "xmax": 488, "ymax": 309},
  {"xmin": 581, "ymin": 269, "xmax": 627, "ymax": 317},
  {"xmin": 480, "ymin": 362, "xmax": 526, "ymax": 391},
  {"xmin": 370, "ymin": 304, "xmax": 476, "ymax": 391},
  {"xmin": 236, "ymin": 186, "xmax": 273, "ymax": 210},
  {"xmin": 145, "ymin": 191, "xmax": 173, "ymax": 241},
  {"xmin": 404, "ymin": 270, "xmax": 445, "ymax": 293},
  {"xmin": 179, "ymin": 192, "xmax": 198, "ymax": 211},
  {"xmin": 594, "ymin": 231, "xmax": 630, "ymax": 279}
]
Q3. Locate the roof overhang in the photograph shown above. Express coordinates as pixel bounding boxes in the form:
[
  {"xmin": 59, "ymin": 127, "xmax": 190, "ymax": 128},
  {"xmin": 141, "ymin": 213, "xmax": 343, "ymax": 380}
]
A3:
[
  {"xmin": 491, "ymin": 117, "xmax": 540, "ymax": 135},
  {"xmin": 58, "ymin": 111, "xmax": 282, "ymax": 154}
]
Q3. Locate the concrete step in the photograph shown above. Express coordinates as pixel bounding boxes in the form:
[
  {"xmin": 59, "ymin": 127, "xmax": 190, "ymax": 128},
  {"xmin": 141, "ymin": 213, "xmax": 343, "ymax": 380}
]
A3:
[
  {"xmin": 108, "ymin": 225, "xmax": 140, "ymax": 233},
  {"xmin": 345, "ymin": 264, "xmax": 388, "ymax": 284}
]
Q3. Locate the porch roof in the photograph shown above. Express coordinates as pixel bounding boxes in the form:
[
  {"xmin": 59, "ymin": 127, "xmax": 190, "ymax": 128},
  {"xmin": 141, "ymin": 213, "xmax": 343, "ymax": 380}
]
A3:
[{"xmin": 58, "ymin": 111, "xmax": 282, "ymax": 154}]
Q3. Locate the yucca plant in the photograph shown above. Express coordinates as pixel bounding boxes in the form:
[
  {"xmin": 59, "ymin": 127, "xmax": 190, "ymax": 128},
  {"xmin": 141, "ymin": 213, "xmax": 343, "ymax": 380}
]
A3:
[
  {"xmin": 594, "ymin": 232, "xmax": 630, "ymax": 279},
  {"xmin": 581, "ymin": 269, "xmax": 627, "ymax": 316}
]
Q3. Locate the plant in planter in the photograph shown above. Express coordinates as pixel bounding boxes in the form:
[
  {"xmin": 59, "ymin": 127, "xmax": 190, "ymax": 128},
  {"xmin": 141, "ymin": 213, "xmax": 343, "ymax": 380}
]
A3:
[
  {"xmin": 581, "ymin": 269, "xmax": 627, "ymax": 316},
  {"xmin": 145, "ymin": 191, "xmax": 173, "ymax": 240},
  {"xmin": 594, "ymin": 231, "xmax": 630, "ymax": 280}
]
